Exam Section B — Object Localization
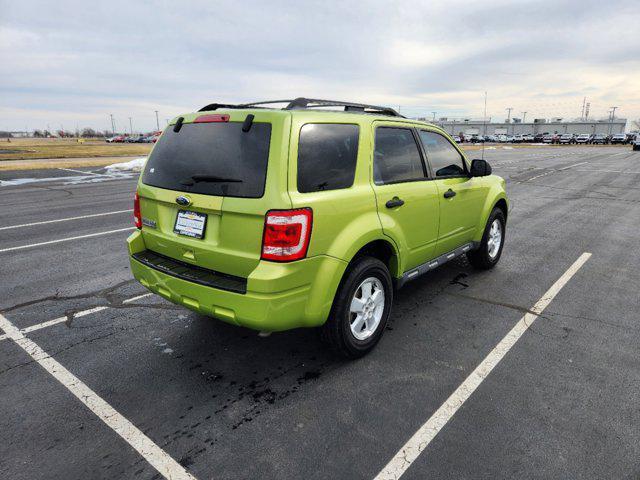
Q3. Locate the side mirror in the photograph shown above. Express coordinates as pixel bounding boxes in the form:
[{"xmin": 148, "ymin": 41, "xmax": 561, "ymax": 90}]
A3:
[{"xmin": 470, "ymin": 159, "xmax": 492, "ymax": 177}]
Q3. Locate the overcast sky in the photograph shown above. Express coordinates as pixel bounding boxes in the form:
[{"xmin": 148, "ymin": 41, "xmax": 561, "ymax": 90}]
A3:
[{"xmin": 1, "ymin": 0, "xmax": 639, "ymax": 133}]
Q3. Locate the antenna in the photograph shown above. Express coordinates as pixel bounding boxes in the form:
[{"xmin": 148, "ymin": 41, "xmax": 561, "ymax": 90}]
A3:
[{"xmin": 482, "ymin": 91, "xmax": 488, "ymax": 160}]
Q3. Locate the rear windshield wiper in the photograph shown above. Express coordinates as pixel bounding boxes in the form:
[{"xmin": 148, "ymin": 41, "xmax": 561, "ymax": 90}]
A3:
[{"xmin": 180, "ymin": 174, "xmax": 243, "ymax": 186}]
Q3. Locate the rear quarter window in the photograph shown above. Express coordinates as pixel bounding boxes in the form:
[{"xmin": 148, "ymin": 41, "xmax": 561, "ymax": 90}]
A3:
[{"xmin": 297, "ymin": 124, "xmax": 359, "ymax": 193}]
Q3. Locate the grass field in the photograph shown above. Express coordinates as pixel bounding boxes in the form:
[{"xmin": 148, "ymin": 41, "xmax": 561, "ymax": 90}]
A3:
[{"xmin": 0, "ymin": 138, "xmax": 153, "ymax": 161}]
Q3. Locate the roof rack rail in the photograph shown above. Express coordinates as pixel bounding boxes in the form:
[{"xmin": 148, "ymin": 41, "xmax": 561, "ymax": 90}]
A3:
[{"xmin": 199, "ymin": 98, "xmax": 404, "ymax": 117}]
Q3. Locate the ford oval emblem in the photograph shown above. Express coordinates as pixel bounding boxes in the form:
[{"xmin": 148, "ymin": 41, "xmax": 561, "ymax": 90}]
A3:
[{"xmin": 176, "ymin": 195, "xmax": 191, "ymax": 206}]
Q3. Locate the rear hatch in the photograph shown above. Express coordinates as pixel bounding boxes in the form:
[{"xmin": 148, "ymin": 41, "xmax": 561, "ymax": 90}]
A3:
[{"xmin": 137, "ymin": 109, "xmax": 292, "ymax": 278}]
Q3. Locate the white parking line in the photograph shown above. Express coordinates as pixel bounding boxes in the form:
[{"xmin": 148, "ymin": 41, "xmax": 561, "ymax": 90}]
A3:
[
  {"xmin": 0, "ymin": 210, "xmax": 132, "ymax": 231},
  {"xmin": 58, "ymin": 167, "xmax": 111, "ymax": 177},
  {"xmin": 557, "ymin": 161, "xmax": 588, "ymax": 171},
  {"xmin": 22, "ymin": 306, "xmax": 109, "ymax": 334},
  {"xmin": 122, "ymin": 293, "xmax": 153, "ymax": 304},
  {"xmin": 0, "ymin": 293, "xmax": 152, "ymax": 342},
  {"xmin": 575, "ymin": 168, "xmax": 640, "ymax": 174},
  {"xmin": 0, "ymin": 311, "xmax": 196, "ymax": 480},
  {"xmin": 374, "ymin": 252, "xmax": 591, "ymax": 480},
  {"xmin": 0, "ymin": 227, "xmax": 135, "ymax": 253}
]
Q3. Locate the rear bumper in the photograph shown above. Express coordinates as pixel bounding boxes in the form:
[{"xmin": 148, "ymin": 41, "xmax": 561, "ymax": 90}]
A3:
[{"xmin": 127, "ymin": 230, "xmax": 347, "ymax": 331}]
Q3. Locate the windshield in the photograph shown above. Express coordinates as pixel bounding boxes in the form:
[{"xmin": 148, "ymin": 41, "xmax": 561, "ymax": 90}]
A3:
[{"xmin": 142, "ymin": 121, "xmax": 272, "ymax": 198}]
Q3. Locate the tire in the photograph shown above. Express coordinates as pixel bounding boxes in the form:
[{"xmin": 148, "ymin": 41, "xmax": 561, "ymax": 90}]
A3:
[
  {"xmin": 321, "ymin": 256, "xmax": 393, "ymax": 358},
  {"xmin": 467, "ymin": 207, "xmax": 506, "ymax": 270}
]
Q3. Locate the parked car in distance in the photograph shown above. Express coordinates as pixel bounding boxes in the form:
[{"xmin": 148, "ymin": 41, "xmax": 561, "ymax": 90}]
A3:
[
  {"xmin": 452, "ymin": 135, "xmax": 462, "ymax": 143},
  {"xmin": 542, "ymin": 134, "xmax": 555, "ymax": 144},
  {"xmin": 591, "ymin": 134, "xmax": 608, "ymax": 144},
  {"xmin": 522, "ymin": 134, "xmax": 534, "ymax": 142},
  {"xmin": 610, "ymin": 133, "xmax": 628, "ymax": 145},
  {"xmin": 486, "ymin": 135, "xmax": 498, "ymax": 142},
  {"xmin": 128, "ymin": 98, "xmax": 509, "ymax": 358},
  {"xmin": 633, "ymin": 134, "xmax": 640, "ymax": 151},
  {"xmin": 575, "ymin": 134, "xmax": 590, "ymax": 144},
  {"xmin": 533, "ymin": 133, "xmax": 546, "ymax": 143},
  {"xmin": 559, "ymin": 133, "xmax": 576, "ymax": 144},
  {"xmin": 513, "ymin": 134, "xmax": 523, "ymax": 143}
]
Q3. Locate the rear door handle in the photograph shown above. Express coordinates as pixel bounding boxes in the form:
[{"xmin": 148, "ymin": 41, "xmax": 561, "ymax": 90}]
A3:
[
  {"xmin": 443, "ymin": 189, "xmax": 456, "ymax": 199},
  {"xmin": 385, "ymin": 196, "xmax": 405, "ymax": 208}
]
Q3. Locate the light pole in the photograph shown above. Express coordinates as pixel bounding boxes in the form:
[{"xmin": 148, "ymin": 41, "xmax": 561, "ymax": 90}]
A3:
[
  {"xmin": 506, "ymin": 107, "xmax": 513, "ymax": 135},
  {"xmin": 128, "ymin": 117, "xmax": 133, "ymax": 135},
  {"xmin": 109, "ymin": 114, "xmax": 115, "ymax": 135},
  {"xmin": 154, "ymin": 110, "xmax": 160, "ymax": 131},
  {"xmin": 431, "ymin": 111, "xmax": 437, "ymax": 122},
  {"xmin": 609, "ymin": 106, "xmax": 618, "ymax": 135},
  {"xmin": 521, "ymin": 111, "xmax": 527, "ymax": 123}
]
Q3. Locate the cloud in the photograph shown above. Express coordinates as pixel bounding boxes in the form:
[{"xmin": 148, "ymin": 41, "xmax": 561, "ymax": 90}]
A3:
[{"xmin": 1, "ymin": 0, "xmax": 639, "ymax": 132}]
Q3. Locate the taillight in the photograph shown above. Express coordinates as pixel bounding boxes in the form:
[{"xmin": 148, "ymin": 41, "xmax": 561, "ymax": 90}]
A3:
[
  {"xmin": 261, "ymin": 208, "xmax": 312, "ymax": 262},
  {"xmin": 133, "ymin": 192, "xmax": 142, "ymax": 229}
]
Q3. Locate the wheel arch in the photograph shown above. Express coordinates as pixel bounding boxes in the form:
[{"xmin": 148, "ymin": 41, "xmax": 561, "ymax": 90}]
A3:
[
  {"xmin": 348, "ymin": 237, "xmax": 401, "ymax": 279},
  {"xmin": 493, "ymin": 198, "xmax": 508, "ymax": 221},
  {"xmin": 472, "ymin": 188, "xmax": 509, "ymax": 242}
]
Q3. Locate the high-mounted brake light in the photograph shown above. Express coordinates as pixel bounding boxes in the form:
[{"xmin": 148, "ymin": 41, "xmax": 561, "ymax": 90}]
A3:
[
  {"xmin": 194, "ymin": 114, "xmax": 230, "ymax": 123},
  {"xmin": 133, "ymin": 192, "xmax": 142, "ymax": 229},
  {"xmin": 261, "ymin": 208, "xmax": 312, "ymax": 262}
]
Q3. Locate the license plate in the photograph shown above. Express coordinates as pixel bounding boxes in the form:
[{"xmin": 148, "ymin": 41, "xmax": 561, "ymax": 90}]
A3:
[{"xmin": 174, "ymin": 210, "xmax": 207, "ymax": 239}]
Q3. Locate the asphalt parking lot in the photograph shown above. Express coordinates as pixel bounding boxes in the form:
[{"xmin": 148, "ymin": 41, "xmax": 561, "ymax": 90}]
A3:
[{"xmin": 1, "ymin": 145, "xmax": 639, "ymax": 479}]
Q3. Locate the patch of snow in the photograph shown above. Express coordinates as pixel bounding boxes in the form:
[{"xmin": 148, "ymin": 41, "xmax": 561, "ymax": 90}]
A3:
[
  {"xmin": 105, "ymin": 157, "xmax": 147, "ymax": 173},
  {"xmin": 502, "ymin": 146, "xmax": 514, "ymax": 150}
]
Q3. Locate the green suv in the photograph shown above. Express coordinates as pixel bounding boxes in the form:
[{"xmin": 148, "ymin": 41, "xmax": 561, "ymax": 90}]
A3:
[{"xmin": 128, "ymin": 98, "xmax": 508, "ymax": 357}]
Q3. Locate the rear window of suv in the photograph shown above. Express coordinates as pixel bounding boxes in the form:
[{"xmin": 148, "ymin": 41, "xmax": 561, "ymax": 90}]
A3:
[
  {"xmin": 142, "ymin": 121, "xmax": 271, "ymax": 198},
  {"xmin": 297, "ymin": 123, "xmax": 359, "ymax": 193}
]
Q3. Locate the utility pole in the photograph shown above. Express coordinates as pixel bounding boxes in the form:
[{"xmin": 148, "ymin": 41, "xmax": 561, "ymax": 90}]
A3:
[
  {"xmin": 110, "ymin": 114, "xmax": 115, "ymax": 135},
  {"xmin": 482, "ymin": 92, "xmax": 488, "ymax": 160},
  {"xmin": 431, "ymin": 111, "xmax": 437, "ymax": 122},
  {"xmin": 128, "ymin": 117, "xmax": 133, "ymax": 135},
  {"xmin": 609, "ymin": 106, "xmax": 618, "ymax": 135},
  {"xmin": 506, "ymin": 107, "xmax": 513, "ymax": 135},
  {"xmin": 521, "ymin": 111, "xmax": 527, "ymax": 123},
  {"xmin": 581, "ymin": 97, "xmax": 586, "ymax": 120},
  {"xmin": 154, "ymin": 110, "xmax": 160, "ymax": 131}
]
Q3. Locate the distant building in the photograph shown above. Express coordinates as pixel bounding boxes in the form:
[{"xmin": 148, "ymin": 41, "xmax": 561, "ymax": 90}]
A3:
[
  {"xmin": 424, "ymin": 118, "xmax": 627, "ymax": 136},
  {"xmin": 8, "ymin": 131, "xmax": 30, "ymax": 138}
]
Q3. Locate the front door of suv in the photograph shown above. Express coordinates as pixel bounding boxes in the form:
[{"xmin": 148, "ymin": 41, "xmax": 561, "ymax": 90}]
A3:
[
  {"xmin": 371, "ymin": 124, "xmax": 440, "ymax": 272},
  {"xmin": 417, "ymin": 129, "xmax": 487, "ymax": 257}
]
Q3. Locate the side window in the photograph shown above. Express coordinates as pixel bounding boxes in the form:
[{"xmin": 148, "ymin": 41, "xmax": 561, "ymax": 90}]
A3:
[
  {"xmin": 374, "ymin": 127, "xmax": 425, "ymax": 185},
  {"xmin": 418, "ymin": 130, "xmax": 466, "ymax": 177},
  {"xmin": 297, "ymin": 123, "xmax": 359, "ymax": 193}
]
